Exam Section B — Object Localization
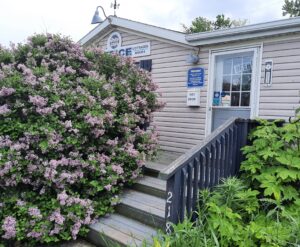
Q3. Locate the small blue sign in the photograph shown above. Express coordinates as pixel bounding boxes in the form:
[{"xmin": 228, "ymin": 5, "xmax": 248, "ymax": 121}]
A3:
[
  {"xmin": 213, "ymin": 91, "xmax": 221, "ymax": 106},
  {"xmin": 187, "ymin": 67, "xmax": 205, "ymax": 88}
]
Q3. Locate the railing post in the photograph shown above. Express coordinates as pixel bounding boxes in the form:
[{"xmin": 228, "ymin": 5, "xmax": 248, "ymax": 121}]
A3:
[{"xmin": 165, "ymin": 172, "xmax": 181, "ymax": 234}]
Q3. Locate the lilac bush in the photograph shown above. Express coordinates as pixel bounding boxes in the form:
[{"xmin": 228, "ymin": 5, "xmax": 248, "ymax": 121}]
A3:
[{"xmin": 0, "ymin": 34, "xmax": 163, "ymax": 245}]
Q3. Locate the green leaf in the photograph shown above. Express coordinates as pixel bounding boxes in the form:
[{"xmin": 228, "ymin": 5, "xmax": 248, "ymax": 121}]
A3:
[
  {"xmin": 276, "ymin": 153, "xmax": 300, "ymax": 169},
  {"xmin": 264, "ymin": 186, "xmax": 281, "ymax": 201}
]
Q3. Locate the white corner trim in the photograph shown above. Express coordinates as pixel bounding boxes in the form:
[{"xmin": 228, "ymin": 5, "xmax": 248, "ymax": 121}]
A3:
[
  {"xmin": 205, "ymin": 49, "xmax": 214, "ymax": 137},
  {"xmin": 255, "ymin": 43, "xmax": 264, "ymax": 119}
]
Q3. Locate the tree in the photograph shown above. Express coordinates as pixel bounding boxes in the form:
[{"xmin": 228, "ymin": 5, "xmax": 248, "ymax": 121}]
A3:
[
  {"xmin": 282, "ymin": 0, "xmax": 300, "ymax": 17},
  {"xmin": 0, "ymin": 34, "xmax": 162, "ymax": 245},
  {"xmin": 182, "ymin": 17, "xmax": 213, "ymax": 33},
  {"xmin": 182, "ymin": 14, "xmax": 247, "ymax": 34},
  {"xmin": 213, "ymin": 14, "xmax": 232, "ymax": 30}
]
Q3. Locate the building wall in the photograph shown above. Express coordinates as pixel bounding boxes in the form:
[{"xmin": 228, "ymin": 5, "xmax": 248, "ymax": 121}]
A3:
[
  {"xmin": 88, "ymin": 29, "xmax": 300, "ymax": 153},
  {"xmin": 259, "ymin": 37, "xmax": 300, "ymax": 120},
  {"xmin": 90, "ymin": 28, "xmax": 206, "ymax": 153}
]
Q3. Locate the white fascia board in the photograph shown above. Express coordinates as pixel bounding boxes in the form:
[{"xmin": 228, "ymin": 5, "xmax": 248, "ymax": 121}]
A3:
[
  {"xmin": 78, "ymin": 19, "xmax": 111, "ymax": 45},
  {"xmin": 186, "ymin": 17, "xmax": 300, "ymax": 46},
  {"xmin": 78, "ymin": 16, "xmax": 188, "ymax": 46}
]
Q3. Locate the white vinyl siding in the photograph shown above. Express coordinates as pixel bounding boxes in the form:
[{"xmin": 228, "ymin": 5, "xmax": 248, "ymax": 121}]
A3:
[
  {"xmin": 91, "ymin": 29, "xmax": 207, "ymax": 153},
  {"xmin": 259, "ymin": 38, "xmax": 300, "ymax": 120},
  {"xmin": 87, "ymin": 28, "xmax": 300, "ymax": 153}
]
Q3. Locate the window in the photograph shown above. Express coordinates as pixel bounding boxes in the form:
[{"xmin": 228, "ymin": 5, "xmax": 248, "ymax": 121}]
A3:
[
  {"xmin": 135, "ymin": 59, "xmax": 152, "ymax": 72},
  {"xmin": 214, "ymin": 52, "xmax": 253, "ymax": 107}
]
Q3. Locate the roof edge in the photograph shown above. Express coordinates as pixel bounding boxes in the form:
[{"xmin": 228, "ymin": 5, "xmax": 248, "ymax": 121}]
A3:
[
  {"xmin": 78, "ymin": 16, "xmax": 188, "ymax": 46},
  {"xmin": 185, "ymin": 17, "xmax": 300, "ymax": 45}
]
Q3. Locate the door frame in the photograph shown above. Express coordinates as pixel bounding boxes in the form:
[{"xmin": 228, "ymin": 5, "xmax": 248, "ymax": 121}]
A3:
[{"xmin": 205, "ymin": 44, "xmax": 263, "ymax": 136}]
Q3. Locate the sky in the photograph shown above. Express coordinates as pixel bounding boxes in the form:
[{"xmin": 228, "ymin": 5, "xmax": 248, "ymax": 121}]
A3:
[{"xmin": 0, "ymin": 0, "xmax": 287, "ymax": 47}]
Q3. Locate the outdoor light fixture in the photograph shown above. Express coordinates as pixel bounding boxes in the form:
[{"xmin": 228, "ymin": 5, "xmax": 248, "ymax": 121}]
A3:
[
  {"xmin": 91, "ymin": 6, "xmax": 108, "ymax": 24},
  {"xmin": 91, "ymin": 1, "xmax": 119, "ymax": 24},
  {"xmin": 186, "ymin": 53, "xmax": 199, "ymax": 64}
]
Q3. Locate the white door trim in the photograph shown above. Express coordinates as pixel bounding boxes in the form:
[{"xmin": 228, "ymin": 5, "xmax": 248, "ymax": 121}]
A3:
[{"xmin": 205, "ymin": 44, "xmax": 262, "ymax": 136}]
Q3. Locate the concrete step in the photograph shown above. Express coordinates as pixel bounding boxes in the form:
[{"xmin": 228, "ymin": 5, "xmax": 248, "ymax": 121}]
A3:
[
  {"xmin": 87, "ymin": 213, "xmax": 156, "ymax": 247},
  {"xmin": 132, "ymin": 176, "xmax": 166, "ymax": 198},
  {"xmin": 116, "ymin": 189, "xmax": 165, "ymax": 229}
]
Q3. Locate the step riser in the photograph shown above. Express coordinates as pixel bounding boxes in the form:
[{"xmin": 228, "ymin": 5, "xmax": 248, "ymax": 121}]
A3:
[
  {"xmin": 87, "ymin": 228, "xmax": 125, "ymax": 247},
  {"xmin": 116, "ymin": 203, "xmax": 165, "ymax": 229},
  {"xmin": 132, "ymin": 183, "xmax": 166, "ymax": 198},
  {"xmin": 143, "ymin": 167, "xmax": 160, "ymax": 177}
]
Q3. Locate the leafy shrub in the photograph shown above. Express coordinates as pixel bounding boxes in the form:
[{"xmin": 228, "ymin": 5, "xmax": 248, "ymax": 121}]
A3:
[
  {"xmin": 0, "ymin": 34, "xmax": 163, "ymax": 245},
  {"xmin": 241, "ymin": 117, "xmax": 300, "ymax": 204},
  {"xmin": 154, "ymin": 114, "xmax": 300, "ymax": 247}
]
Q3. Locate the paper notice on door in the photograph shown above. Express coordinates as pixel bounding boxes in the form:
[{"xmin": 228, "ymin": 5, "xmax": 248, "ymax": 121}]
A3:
[{"xmin": 221, "ymin": 94, "xmax": 231, "ymax": 107}]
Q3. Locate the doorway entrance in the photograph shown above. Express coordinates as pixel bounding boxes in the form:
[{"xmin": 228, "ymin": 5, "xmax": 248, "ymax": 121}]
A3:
[{"xmin": 207, "ymin": 47, "xmax": 260, "ymax": 133}]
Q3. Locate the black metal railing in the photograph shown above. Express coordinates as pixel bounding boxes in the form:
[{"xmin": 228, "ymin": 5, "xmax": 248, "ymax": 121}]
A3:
[{"xmin": 159, "ymin": 118, "xmax": 256, "ymax": 234}]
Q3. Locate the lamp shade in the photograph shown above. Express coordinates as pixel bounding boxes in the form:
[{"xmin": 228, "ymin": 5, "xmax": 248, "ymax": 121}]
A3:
[{"xmin": 91, "ymin": 9, "xmax": 103, "ymax": 24}]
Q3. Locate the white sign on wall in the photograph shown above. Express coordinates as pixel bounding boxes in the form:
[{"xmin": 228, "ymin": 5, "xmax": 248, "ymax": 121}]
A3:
[
  {"xmin": 106, "ymin": 32, "xmax": 151, "ymax": 58},
  {"xmin": 187, "ymin": 88, "xmax": 201, "ymax": 106},
  {"xmin": 107, "ymin": 32, "xmax": 122, "ymax": 50}
]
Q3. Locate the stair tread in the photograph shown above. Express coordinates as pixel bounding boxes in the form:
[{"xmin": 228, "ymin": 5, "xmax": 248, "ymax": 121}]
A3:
[
  {"xmin": 119, "ymin": 189, "xmax": 165, "ymax": 218},
  {"xmin": 90, "ymin": 213, "xmax": 156, "ymax": 246},
  {"xmin": 136, "ymin": 176, "xmax": 166, "ymax": 191},
  {"xmin": 152, "ymin": 151, "xmax": 182, "ymax": 165},
  {"xmin": 90, "ymin": 217, "xmax": 149, "ymax": 246}
]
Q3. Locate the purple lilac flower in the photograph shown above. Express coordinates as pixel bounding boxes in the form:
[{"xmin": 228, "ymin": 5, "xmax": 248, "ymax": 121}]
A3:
[
  {"xmin": 112, "ymin": 165, "xmax": 124, "ymax": 175},
  {"xmin": 104, "ymin": 184, "xmax": 112, "ymax": 191},
  {"xmin": 49, "ymin": 210, "xmax": 65, "ymax": 225},
  {"xmin": 16, "ymin": 200, "xmax": 26, "ymax": 206},
  {"xmin": 27, "ymin": 231, "xmax": 42, "ymax": 239},
  {"xmin": 0, "ymin": 161, "xmax": 13, "ymax": 176},
  {"xmin": 57, "ymin": 191, "xmax": 68, "ymax": 206},
  {"xmin": 65, "ymin": 66, "xmax": 76, "ymax": 75},
  {"xmin": 0, "ymin": 104, "xmax": 10, "ymax": 115},
  {"xmin": 0, "ymin": 135, "xmax": 12, "ymax": 148},
  {"xmin": 50, "ymin": 224, "xmax": 62, "ymax": 236},
  {"xmin": 28, "ymin": 207, "xmax": 42, "ymax": 218},
  {"xmin": 71, "ymin": 222, "xmax": 81, "ymax": 240},
  {"xmin": 29, "ymin": 95, "xmax": 48, "ymax": 108},
  {"xmin": 106, "ymin": 138, "xmax": 118, "ymax": 147},
  {"xmin": 2, "ymin": 216, "xmax": 17, "ymax": 239},
  {"xmin": 101, "ymin": 97, "xmax": 117, "ymax": 108},
  {"xmin": 0, "ymin": 87, "xmax": 15, "ymax": 97},
  {"xmin": 84, "ymin": 113, "xmax": 103, "ymax": 127}
]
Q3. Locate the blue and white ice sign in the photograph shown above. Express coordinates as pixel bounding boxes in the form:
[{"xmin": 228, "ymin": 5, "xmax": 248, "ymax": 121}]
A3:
[{"xmin": 187, "ymin": 67, "xmax": 205, "ymax": 88}]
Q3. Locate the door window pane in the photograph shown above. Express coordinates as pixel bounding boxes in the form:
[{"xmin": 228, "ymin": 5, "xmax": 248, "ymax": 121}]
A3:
[
  {"xmin": 222, "ymin": 76, "xmax": 231, "ymax": 91},
  {"xmin": 223, "ymin": 58, "xmax": 232, "ymax": 74},
  {"xmin": 243, "ymin": 56, "xmax": 252, "ymax": 73},
  {"xmin": 231, "ymin": 92, "xmax": 240, "ymax": 106},
  {"xmin": 233, "ymin": 57, "xmax": 242, "ymax": 74},
  {"xmin": 242, "ymin": 74, "xmax": 251, "ymax": 91},
  {"xmin": 213, "ymin": 51, "xmax": 254, "ymax": 108},
  {"xmin": 232, "ymin": 75, "xmax": 241, "ymax": 91},
  {"xmin": 241, "ymin": 92, "xmax": 250, "ymax": 106}
]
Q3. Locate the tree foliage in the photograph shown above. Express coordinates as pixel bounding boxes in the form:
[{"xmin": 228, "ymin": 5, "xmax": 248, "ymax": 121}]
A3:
[
  {"xmin": 0, "ymin": 34, "xmax": 163, "ymax": 245},
  {"xmin": 282, "ymin": 0, "xmax": 300, "ymax": 17},
  {"xmin": 182, "ymin": 14, "xmax": 247, "ymax": 34}
]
